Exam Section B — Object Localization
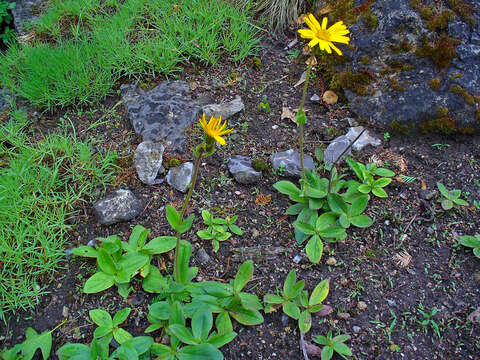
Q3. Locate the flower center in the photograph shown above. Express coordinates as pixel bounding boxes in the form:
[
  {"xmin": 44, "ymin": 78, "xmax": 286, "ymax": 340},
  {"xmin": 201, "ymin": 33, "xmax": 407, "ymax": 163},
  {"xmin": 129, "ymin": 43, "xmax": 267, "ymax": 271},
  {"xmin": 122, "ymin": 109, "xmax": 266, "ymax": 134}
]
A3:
[{"xmin": 315, "ymin": 28, "xmax": 330, "ymax": 41}]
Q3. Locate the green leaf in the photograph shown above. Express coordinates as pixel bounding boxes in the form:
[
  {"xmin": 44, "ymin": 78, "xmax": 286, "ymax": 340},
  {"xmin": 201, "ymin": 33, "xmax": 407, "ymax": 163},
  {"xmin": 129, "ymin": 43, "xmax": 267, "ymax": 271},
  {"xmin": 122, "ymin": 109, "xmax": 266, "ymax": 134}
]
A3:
[
  {"xmin": 374, "ymin": 177, "xmax": 392, "ymax": 188},
  {"xmin": 473, "ymin": 247, "xmax": 480, "ymax": 258},
  {"xmin": 441, "ymin": 199, "xmax": 453, "ymax": 210},
  {"xmin": 306, "ymin": 235, "xmax": 323, "ymax": 264},
  {"xmin": 350, "ymin": 214, "xmax": 373, "ymax": 228},
  {"xmin": 273, "ymin": 181, "xmax": 301, "ymax": 197},
  {"xmin": 327, "ymin": 193, "xmax": 348, "ymax": 214},
  {"xmin": 178, "ymin": 214, "xmax": 195, "ymax": 234},
  {"xmin": 374, "ymin": 168, "xmax": 395, "ymax": 177},
  {"xmin": 229, "ymin": 224, "xmax": 243, "ymax": 235},
  {"xmin": 201, "ymin": 210, "xmax": 213, "ymax": 224},
  {"xmin": 458, "ymin": 235, "xmax": 480, "ymax": 248},
  {"xmin": 350, "ymin": 195, "xmax": 369, "ymax": 216},
  {"xmin": 192, "ymin": 308, "xmax": 213, "ymax": 341},
  {"xmin": 293, "ymin": 221, "xmax": 315, "ymax": 235},
  {"xmin": 296, "ymin": 108, "xmax": 307, "ymax": 125},
  {"xmin": 298, "ymin": 310, "xmax": 312, "ymax": 334},
  {"xmin": 318, "ymin": 226, "xmax": 346, "ymax": 239},
  {"xmin": 118, "ymin": 252, "xmax": 149, "ymax": 277},
  {"xmin": 263, "ymin": 294, "xmax": 284, "ymax": 304},
  {"xmin": 333, "ymin": 334, "xmax": 351, "ymax": 343},
  {"xmin": 168, "ymin": 324, "xmax": 198, "ymax": 345},
  {"xmin": 72, "ymin": 246, "xmax": 98, "ymax": 258},
  {"xmin": 113, "ymin": 327, "xmax": 133, "ymax": 345},
  {"xmin": 305, "ymin": 186, "xmax": 327, "ymax": 199},
  {"xmin": 21, "ymin": 328, "xmax": 53, "ymax": 360},
  {"xmin": 313, "ymin": 335, "xmax": 329, "ymax": 346},
  {"xmin": 286, "ymin": 203, "xmax": 307, "ymax": 215},
  {"xmin": 215, "ymin": 232, "xmax": 232, "ymax": 241},
  {"xmin": 97, "ymin": 248, "xmax": 117, "ymax": 275},
  {"xmin": 166, "ymin": 205, "xmax": 181, "ymax": 230},
  {"xmin": 113, "ymin": 308, "xmax": 131, "ymax": 327},
  {"xmin": 128, "ymin": 225, "xmax": 149, "ymax": 250},
  {"xmin": 315, "ymin": 212, "xmax": 338, "ymax": 230},
  {"xmin": 197, "ymin": 230, "xmax": 214, "ymax": 239},
  {"xmin": 127, "ymin": 336, "xmax": 154, "ymax": 355},
  {"xmin": 283, "ymin": 270, "xmax": 297, "ymax": 299},
  {"xmin": 57, "ymin": 344, "xmax": 91, "ymax": 359},
  {"xmin": 372, "ymin": 187, "xmax": 388, "ymax": 198},
  {"xmin": 150, "ymin": 343, "xmax": 173, "ymax": 358},
  {"xmin": 315, "ymin": 147, "xmax": 324, "ymax": 162},
  {"xmin": 454, "ymin": 198, "xmax": 468, "ymax": 206},
  {"xmin": 234, "ymin": 261, "xmax": 253, "ymax": 293},
  {"xmin": 84, "ymin": 272, "xmax": 115, "ymax": 294},
  {"xmin": 283, "ymin": 301, "xmax": 300, "ymax": 320},
  {"xmin": 357, "ymin": 184, "xmax": 371, "ymax": 194},
  {"xmin": 333, "ymin": 342, "xmax": 352, "ymax": 356},
  {"xmin": 215, "ymin": 312, "xmax": 233, "ymax": 334},
  {"xmin": 309, "ymin": 280, "xmax": 329, "ymax": 306},
  {"xmin": 437, "ymin": 182, "xmax": 450, "ymax": 198},
  {"xmin": 177, "ymin": 344, "xmax": 223, "ymax": 360},
  {"xmin": 228, "ymin": 305, "xmax": 264, "ymax": 325},
  {"xmin": 93, "ymin": 326, "xmax": 112, "ymax": 339},
  {"xmin": 309, "ymin": 198, "xmax": 325, "ymax": 210},
  {"xmin": 207, "ymin": 331, "xmax": 237, "ymax": 348},
  {"xmin": 321, "ymin": 346, "xmax": 334, "ymax": 360},
  {"xmin": 338, "ymin": 213, "xmax": 350, "ymax": 228},
  {"xmin": 451, "ymin": 189, "xmax": 461, "ymax": 198},
  {"xmin": 90, "ymin": 309, "xmax": 113, "ymax": 328},
  {"xmin": 143, "ymin": 236, "xmax": 177, "ymax": 255}
]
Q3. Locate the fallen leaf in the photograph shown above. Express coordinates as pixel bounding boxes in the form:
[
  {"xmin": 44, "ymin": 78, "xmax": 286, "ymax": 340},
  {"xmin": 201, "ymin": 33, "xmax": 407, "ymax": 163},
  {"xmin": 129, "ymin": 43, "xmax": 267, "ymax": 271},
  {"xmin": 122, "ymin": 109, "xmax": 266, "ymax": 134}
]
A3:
[
  {"xmin": 468, "ymin": 307, "xmax": 480, "ymax": 324},
  {"xmin": 305, "ymin": 56, "xmax": 317, "ymax": 66},
  {"xmin": 305, "ymin": 342, "xmax": 323, "ymax": 356},
  {"xmin": 297, "ymin": 14, "xmax": 306, "ymax": 25},
  {"xmin": 302, "ymin": 44, "xmax": 312, "ymax": 55},
  {"xmin": 188, "ymin": 81, "xmax": 199, "ymax": 91},
  {"xmin": 281, "ymin": 107, "xmax": 297, "ymax": 125},
  {"xmin": 323, "ymin": 90, "xmax": 338, "ymax": 104},
  {"xmin": 294, "ymin": 71, "xmax": 307, "ymax": 87},
  {"xmin": 393, "ymin": 251, "xmax": 412, "ymax": 268},
  {"xmin": 314, "ymin": 304, "xmax": 333, "ymax": 317},
  {"xmin": 319, "ymin": 7, "xmax": 331, "ymax": 14},
  {"xmin": 255, "ymin": 193, "xmax": 271, "ymax": 206},
  {"xmin": 421, "ymin": 180, "xmax": 427, "ymax": 190}
]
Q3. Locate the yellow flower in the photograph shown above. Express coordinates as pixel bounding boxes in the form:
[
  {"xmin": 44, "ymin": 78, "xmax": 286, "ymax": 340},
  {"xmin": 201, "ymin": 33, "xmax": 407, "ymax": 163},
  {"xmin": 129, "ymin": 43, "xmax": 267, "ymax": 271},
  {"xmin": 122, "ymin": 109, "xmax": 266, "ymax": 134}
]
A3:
[
  {"xmin": 199, "ymin": 114, "xmax": 233, "ymax": 146},
  {"xmin": 298, "ymin": 14, "xmax": 350, "ymax": 55}
]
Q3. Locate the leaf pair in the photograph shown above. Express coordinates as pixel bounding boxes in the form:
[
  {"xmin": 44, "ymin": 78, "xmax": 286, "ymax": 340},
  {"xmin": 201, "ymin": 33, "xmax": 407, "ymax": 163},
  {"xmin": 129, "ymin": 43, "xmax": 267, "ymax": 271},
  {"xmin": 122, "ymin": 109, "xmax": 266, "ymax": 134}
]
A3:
[
  {"xmin": 457, "ymin": 234, "xmax": 480, "ymax": 258},
  {"xmin": 197, "ymin": 210, "xmax": 242, "ymax": 252},
  {"xmin": 166, "ymin": 205, "xmax": 195, "ymax": 234},
  {"xmin": 312, "ymin": 331, "xmax": 352, "ymax": 360},
  {"xmin": 346, "ymin": 158, "xmax": 394, "ymax": 198},
  {"xmin": 437, "ymin": 182, "xmax": 468, "ymax": 210},
  {"xmin": 90, "ymin": 308, "xmax": 133, "ymax": 345}
]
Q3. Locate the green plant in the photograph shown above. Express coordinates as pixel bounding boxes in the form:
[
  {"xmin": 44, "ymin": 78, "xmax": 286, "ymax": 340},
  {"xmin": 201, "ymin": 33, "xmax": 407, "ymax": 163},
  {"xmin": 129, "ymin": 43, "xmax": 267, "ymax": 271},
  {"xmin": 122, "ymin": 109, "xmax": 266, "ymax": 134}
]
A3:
[
  {"xmin": 436, "ymin": 182, "xmax": 468, "ymax": 210},
  {"xmin": 1, "ymin": 322, "xmax": 64, "ymax": 360},
  {"xmin": 346, "ymin": 158, "xmax": 395, "ymax": 198},
  {"xmin": 457, "ymin": 234, "xmax": 480, "ymax": 258},
  {"xmin": 312, "ymin": 331, "xmax": 352, "ymax": 360},
  {"xmin": 197, "ymin": 210, "xmax": 243, "ymax": 252},
  {"xmin": 257, "ymin": 97, "xmax": 271, "ymax": 113},
  {"xmin": 264, "ymin": 270, "xmax": 329, "ymax": 333},
  {"xmin": 0, "ymin": 0, "xmax": 15, "ymax": 45},
  {"xmin": 383, "ymin": 132, "xmax": 391, "ymax": 141},
  {"xmin": 90, "ymin": 308, "xmax": 133, "ymax": 344},
  {"xmin": 432, "ymin": 143, "xmax": 450, "ymax": 150},
  {"xmin": 417, "ymin": 303, "xmax": 441, "ymax": 338},
  {"xmin": 73, "ymin": 226, "xmax": 177, "ymax": 297},
  {"xmin": 0, "ymin": 111, "xmax": 117, "ymax": 319}
]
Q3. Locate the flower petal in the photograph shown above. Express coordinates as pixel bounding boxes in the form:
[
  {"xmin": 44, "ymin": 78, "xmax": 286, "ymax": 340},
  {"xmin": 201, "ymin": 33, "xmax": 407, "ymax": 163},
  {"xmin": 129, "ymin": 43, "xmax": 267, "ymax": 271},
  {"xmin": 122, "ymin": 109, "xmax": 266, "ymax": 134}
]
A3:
[
  {"xmin": 298, "ymin": 29, "xmax": 314, "ymax": 39},
  {"xmin": 304, "ymin": 16, "xmax": 315, "ymax": 31},
  {"xmin": 214, "ymin": 135, "xmax": 226, "ymax": 145},
  {"xmin": 308, "ymin": 14, "xmax": 321, "ymax": 30},
  {"xmin": 330, "ymin": 35, "xmax": 350, "ymax": 44},
  {"xmin": 329, "ymin": 42, "xmax": 343, "ymax": 56},
  {"xmin": 321, "ymin": 17, "xmax": 328, "ymax": 30},
  {"xmin": 308, "ymin": 37, "xmax": 320, "ymax": 48}
]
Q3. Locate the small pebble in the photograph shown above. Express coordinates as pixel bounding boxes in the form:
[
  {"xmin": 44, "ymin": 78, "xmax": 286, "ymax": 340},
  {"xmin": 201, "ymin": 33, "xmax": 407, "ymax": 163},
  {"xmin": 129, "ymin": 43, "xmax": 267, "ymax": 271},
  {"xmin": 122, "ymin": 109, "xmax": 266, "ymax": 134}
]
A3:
[
  {"xmin": 357, "ymin": 301, "xmax": 367, "ymax": 310},
  {"xmin": 293, "ymin": 255, "xmax": 302, "ymax": 264},
  {"xmin": 427, "ymin": 227, "xmax": 434, "ymax": 235},
  {"xmin": 235, "ymin": 191, "xmax": 241, "ymax": 195},
  {"xmin": 353, "ymin": 326, "xmax": 361, "ymax": 333},
  {"xmin": 252, "ymin": 229, "xmax": 260, "ymax": 238},
  {"xmin": 326, "ymin": 257, "xmax": 337, "ymax": 266},
  {"xmin": 87, "ymin": 239, "xmax": 96, "ymax": 247},
  {"xmin": 272, "ymin": 125, "xmax": 279, "ymax": 130},
  {"xmin": 281, "ymin": 314, "xmax": 289, "ymax": 326},
  {"xmin": 310, "ymin": 94, "xmax": 321, "ymax": 103},
  {"xmin": 337, "ymin": 312, "xmax": 350, "ymax": 320},
  {"xmin": 474, "ymin": 273, "xmax": 480, "ymax": 282}
]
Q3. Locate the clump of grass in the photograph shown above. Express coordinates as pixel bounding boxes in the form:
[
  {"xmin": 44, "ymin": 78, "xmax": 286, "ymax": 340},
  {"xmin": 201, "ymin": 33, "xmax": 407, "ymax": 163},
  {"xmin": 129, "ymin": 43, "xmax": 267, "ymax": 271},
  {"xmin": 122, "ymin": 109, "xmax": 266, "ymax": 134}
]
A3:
[
  {"xmin": 0, "ymin": 0, "xmax": 260, "ymax": 109},
  {"xmin": 0, "ymin": 110, "xmax": 117, "ymax": 319}
]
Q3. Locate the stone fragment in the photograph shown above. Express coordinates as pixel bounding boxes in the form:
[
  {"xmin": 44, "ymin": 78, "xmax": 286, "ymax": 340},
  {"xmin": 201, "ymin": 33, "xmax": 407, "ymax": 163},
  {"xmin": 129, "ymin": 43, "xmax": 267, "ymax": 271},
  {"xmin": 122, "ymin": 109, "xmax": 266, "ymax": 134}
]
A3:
[
  {"xmin": 337, "ymin": 312, "xmax": 350, "ymax": 320},
  {"xmin": 270, "ymin": 149, "xmax": 314, "ymax": 178},
  {"xmin": 202, "ymin": 95, "xmax": 244, "ymax": 120},
  {"xmin": 227, "ymin": 155, "xmax": 261, "ymax": 184},
  {"xmin": 121, "ymin": 81, "xmax": 200, "ymax": 152},
  {"xmin": 0, "ymin": 90, "xmax": 12, "ymax": 113},
  {"xmin": 196, "ymin": 248, "xmax": 211, "ymax": 266},
  {"xmin": 357, "ymin": 301, "xmax": 368, "ymax": 310},
  {"xmin": 345, "ymin": 126, "xmax": 381, "ymax": 151},
  {"xmin": 326, "ymin": 257, "xmax": 337, "ymax": 266},
  {"xmin": 166, "ymin": 162, "xmax": 193, "ymax": 193},
  {"xmin": 134, "ymin": 141, "xmax": 165, "ymax": 185},
  {"xmin": 310, "ymin": 94, "xmax": 321, "ymax": 103},
  {"xmin": 353, "ymin": 326, "xmax": 361, "ymax": 334},
  {"xmin": 93, "ymin": 189, "xmax": 143, "ymax": 225},
  {"xmin": 324, "ymin": 136, "xmax": 351, "ymax": 165},
  {"xmin": 11, "ymin": 0, "xmax": 43, "ymax": 34}
]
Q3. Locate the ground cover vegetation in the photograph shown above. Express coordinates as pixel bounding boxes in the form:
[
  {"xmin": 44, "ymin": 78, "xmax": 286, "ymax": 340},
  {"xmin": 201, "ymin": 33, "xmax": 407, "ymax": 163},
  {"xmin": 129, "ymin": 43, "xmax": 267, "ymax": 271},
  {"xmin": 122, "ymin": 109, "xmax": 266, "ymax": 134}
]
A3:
[{"xmin": 1, "ymin": 0, "xmax": 480, "ymax": 359}]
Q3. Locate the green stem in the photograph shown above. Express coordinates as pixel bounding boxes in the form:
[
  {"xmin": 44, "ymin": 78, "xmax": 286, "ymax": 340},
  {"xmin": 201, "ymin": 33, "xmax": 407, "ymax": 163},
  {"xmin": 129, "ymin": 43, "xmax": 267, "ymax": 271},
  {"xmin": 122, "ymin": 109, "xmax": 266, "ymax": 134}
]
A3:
[
  {"xmin": 174, "ymin": 148, "xmax": 203, "ymax": 282},
  {"xmin": 298, "ymin": 53, "xmax": 315, "ymax": 180}
]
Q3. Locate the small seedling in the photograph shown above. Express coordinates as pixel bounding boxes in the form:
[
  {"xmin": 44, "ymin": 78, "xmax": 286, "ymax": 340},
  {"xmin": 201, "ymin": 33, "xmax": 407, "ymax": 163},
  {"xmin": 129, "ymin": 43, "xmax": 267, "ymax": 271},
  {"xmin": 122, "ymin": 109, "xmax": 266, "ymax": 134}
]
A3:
[
  {"xmin": 432, "ymin": 143, "xmax": 450, "ymax": 150},
  {"xmin": 90, "ymin": 308, "xmax": 133, "ymax": 344},
  {"xmin": 197, "ymin": 210, "xmax": 242, "ymax": 252},
  {"xmin": 383, "ymin": 132, "xmax": 391, "ymax": 141},
  {"xmin": 436, "ymin": 182, "xmax": 468, "ymax": 210},
  {"xmin": 417, "ymin": 303, "xmax": 441, "ymax": 338},
  {"xmin": 457, "ymin": 234, "xmax": 480, "ymax": 258},
  {"xmin": 312, "ymin": 331, "xmax": 352, "ymax": 360}
]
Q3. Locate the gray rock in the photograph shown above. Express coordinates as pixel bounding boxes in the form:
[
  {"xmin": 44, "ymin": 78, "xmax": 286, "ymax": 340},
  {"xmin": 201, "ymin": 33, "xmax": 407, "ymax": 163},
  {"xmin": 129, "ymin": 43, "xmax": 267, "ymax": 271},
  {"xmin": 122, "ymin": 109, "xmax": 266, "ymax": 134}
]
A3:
[
  {"xmin": 134, "ymin": 141, "xmax": 165, "ymax": 185},
  {"xmin": 270, "ymin": 149, "xmax": 314, "ymax": 177},
  {"xmin": 292, "ymin": 255, "xmax": 302, "ymax": 264},
  {"xmin": 353, "ymin": 326, "xmax": 361, "ymax": 334},
  {"xmin": 93, "ymin": 189, "xmax": 143, "ymax": 225},
  {"xmin": 0, "ymin": 90, "xmax": 11, "ymax": 113},
  {"xmin": 196, "ymin": 248, "xmax": 211, "ymax": 266},
  {"xmin": 324, "ymin": 136, "xmax": 351, "ymax": 165},
  {"xmin": 166, "ymin": 162, "xmax": 193, "ymax": 193},
  {"xmin": 419, "ymin": 189, "xmax": 437, "ymax": 201},
  {"xmin": 339, "ymin": 0, "xmax": 480, "ymax": 130},
  {"xmin": 310, "ymin": 94, "xmax": 321, "ymax": 103},
  {"xmin": 121, "ymin": 82, "xmax": 201, "ymax": 152},
  {"xmin": 227, "ymin": 155, "xmax": 261, "ymax": 184},
  {"xmin": 10, "ymin": 0, "xmax": 43, "ymax": 34},
  {"xmin": 202, "ymin": 95, "xmax": 244, "ymax": 120},
  {"xmin": 345, "ymin": 126, "xmax": 381, "ymax": 151}
]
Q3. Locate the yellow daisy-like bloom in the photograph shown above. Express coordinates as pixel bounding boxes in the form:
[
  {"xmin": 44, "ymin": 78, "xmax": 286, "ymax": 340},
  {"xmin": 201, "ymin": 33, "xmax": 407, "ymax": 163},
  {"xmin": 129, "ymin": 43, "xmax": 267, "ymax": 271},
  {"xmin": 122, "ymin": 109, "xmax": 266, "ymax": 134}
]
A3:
[
  {"xmin": 298, "ymin": 14, "xmax": 350, "ymax": 55},
  {"xmin": 199, "ymin": 114, "xmax": 233, "ymax": 146}
]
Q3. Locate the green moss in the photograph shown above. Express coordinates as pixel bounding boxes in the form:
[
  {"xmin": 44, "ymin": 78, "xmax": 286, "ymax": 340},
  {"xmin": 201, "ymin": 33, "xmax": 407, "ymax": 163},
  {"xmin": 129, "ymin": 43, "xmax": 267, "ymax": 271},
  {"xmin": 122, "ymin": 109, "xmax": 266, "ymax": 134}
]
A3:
[
  {"xmin": 390, "ymin": 40, "xmax": 412, "ymax": 53},
  {"xmin": 450, "ymin": 73, "xmax": 462, "ymax": 80},
  {"xmin": 381, "ymin": 60, "xmax": 416, "ymax": 75},
  {"xmin": 416, "ymin": 35, "xmax": 460, "ymax": 69},
  {"xmin": 429, "ymin": 78, "xmax": 441, "ymax": 91},
  {"xmin": 361, "ymin": 12, "xmax": 379, "ymax": 31},
  {"xmin": 333, "ymin": 69, "xmax": 375, "ymax": 96},
  {"xmin": 252, "ymin": 57, "xmax": 262, "ymax": 70},
  {"xmin": 458, "ymin": 127, "xmax": 476, "ymax": 135},
  {"xmin": 427, "ymin": 10, "xmax": 455, "ymax": 31},
  {"xmin": 252, "ymin": 159, "xmax": 269, "ymax": 171},
  {"xmin": 450, "ymin": 84, "xmax": 477, "ymax": 106},
  {"xmin": 420, "ymin": 5, "xmax": 435, "ymax": 21},
  {"xmin": 166, "ymin": 157, "xmax": 182, "ymax": 168},
  {"xmin": 360, "ymin": 55, "xmax": 371, "ymax": 65},
  {"xmin": 421, "ymin": 107, "xmax": 456, "ymax": 134},
  {"xmin": 388, "ymin": 77, "xmax": 406, "ymax": 91},
  {"xmin": 326, "ymin": 0, "xmax": 377, "ymax": 31},
  {"xmin": 476, "ymin": 109, "xmax": 480, "ymax": 121},
  {"xmin": 409, "ymin": 0, "xmax": 421, "ymax": 10},
  {"xmin": 447, "ymin": 0, "xmax": 476, "ymax": 26},
  {"xmin": 389, "ymin": 120, "xmax": 412, "ymax": 135}
]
